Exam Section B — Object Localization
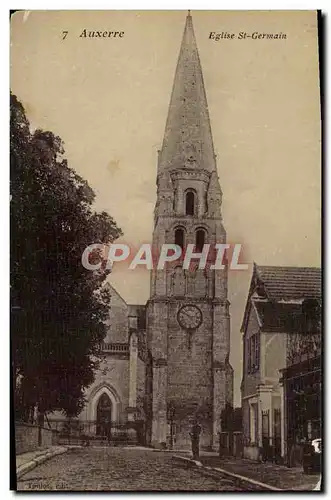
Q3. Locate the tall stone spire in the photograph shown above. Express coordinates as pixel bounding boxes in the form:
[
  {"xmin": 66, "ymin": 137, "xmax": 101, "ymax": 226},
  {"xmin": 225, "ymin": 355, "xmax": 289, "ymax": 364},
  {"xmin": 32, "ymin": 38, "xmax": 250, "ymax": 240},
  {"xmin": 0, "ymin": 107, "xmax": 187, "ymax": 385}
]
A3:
[
  {"xmin": 147, "ymin": 12, "xmax": 232, "ymax": 451},
  {"xmin": 158, "ymin": 13, "xmax": 216, "ymax": 173}
]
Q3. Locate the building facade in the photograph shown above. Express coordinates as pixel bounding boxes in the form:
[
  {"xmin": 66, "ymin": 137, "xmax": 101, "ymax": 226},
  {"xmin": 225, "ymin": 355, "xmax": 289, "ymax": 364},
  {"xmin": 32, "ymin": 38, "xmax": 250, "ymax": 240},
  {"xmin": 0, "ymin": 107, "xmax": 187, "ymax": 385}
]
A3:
[
  {"xmin": 48, "ymin": 286, "xmax": 150, "ymax": 444},
  {"xmin": 49, "ymin": 13, "xmax": 233, "ymax": 450},
  {"xmin": 80, "ymin": 287, "xmax": 149, "ymax": 430},
  {"xmin": 241, "ymin": 264, "xmax": 321, "ymax": 462},
  {"xmin": 280, "ymin": 297, "xmax": 321, "ymax": 466}
]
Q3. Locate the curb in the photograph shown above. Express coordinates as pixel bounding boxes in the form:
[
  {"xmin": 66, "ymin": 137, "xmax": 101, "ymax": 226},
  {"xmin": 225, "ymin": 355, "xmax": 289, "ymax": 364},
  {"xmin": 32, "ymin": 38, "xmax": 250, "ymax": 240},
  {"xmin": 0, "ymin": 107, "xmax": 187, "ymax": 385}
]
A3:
[
  {"xmin": 17, "ymin": 447, "xmax": 68, "ymax": 479},
  {"xmin": 172, "ymin": 454, "xmax": 283, "ymax": 491},
  {"xmin": 151, "ymin": 448, "xmax": 190, "ymax": 453}
]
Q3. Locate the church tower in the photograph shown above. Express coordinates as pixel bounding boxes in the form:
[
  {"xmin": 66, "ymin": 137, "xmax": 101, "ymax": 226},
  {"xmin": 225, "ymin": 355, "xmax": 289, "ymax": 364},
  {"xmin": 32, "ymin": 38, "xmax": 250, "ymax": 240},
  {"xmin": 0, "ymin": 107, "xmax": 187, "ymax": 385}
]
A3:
[{"xmin": 146, "ymin": 13, "xmax": 233, "ymax": 449}]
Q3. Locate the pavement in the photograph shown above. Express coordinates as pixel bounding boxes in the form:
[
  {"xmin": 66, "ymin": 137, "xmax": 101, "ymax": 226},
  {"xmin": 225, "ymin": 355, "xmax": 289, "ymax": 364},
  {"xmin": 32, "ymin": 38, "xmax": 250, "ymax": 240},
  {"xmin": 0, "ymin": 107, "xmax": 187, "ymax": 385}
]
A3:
[
  {"xmin": 174, "ymin": 452, "xmax": 321, "ymax": 491},
  {"xmin": 16, "ymin": 446, "xmax": 68, "ymax": 479},
  {"xmin": 16, "ymin": 446, "xmax": 267, "ymax": 491},
  {"xmin": 15, "ymin": 446, "xmax": 321, "ymax": 491}
]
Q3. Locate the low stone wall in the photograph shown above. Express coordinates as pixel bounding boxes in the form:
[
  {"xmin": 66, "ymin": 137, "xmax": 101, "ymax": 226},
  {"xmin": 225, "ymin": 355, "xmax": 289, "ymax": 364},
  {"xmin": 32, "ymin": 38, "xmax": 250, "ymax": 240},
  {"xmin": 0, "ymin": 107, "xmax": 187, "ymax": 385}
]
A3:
[{"xmin": 15, "ymin": 422, "xmax": 54, "ymax": 455}]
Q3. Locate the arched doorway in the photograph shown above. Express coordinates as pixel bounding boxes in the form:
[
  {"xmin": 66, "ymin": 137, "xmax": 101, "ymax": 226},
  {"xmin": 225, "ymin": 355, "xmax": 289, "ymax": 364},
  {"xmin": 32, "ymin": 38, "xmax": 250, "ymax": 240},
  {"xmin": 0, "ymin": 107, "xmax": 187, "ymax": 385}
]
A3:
[
  {"xmin": 96, "ymin": 392, "xmax": 112, "ymax": 436},
  {"xmin": 88, "ymin": 384, "xmax": 120, "ymax": 423}
]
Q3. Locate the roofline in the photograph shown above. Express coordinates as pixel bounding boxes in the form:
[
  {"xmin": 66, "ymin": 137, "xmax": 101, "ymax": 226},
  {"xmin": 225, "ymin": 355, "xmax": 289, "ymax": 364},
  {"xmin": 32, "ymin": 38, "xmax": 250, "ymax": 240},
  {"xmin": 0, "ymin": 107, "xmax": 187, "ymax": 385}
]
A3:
[
  {"xmin": 251, "ymin": 300, "xmax": 262, "ymax": 328},
  {"xmin": 255, "ymin": 264, "xmax": 321, "ymax": 272},
  {"xmin": 240, "ymin": 263, "xmax": 259, "ymax": 333},
  {"xmin": 108, "ymin": 282, "xmax": 127, "ymax": 306}
]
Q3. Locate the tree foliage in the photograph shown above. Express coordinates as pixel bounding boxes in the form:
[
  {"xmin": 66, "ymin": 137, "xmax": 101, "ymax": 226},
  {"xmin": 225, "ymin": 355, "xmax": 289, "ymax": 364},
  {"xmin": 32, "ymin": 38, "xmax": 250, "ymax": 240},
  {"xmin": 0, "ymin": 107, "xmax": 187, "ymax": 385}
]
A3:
[{"xmin": 11, "ymin": 93, "xmax": 123, "ymax": 420}]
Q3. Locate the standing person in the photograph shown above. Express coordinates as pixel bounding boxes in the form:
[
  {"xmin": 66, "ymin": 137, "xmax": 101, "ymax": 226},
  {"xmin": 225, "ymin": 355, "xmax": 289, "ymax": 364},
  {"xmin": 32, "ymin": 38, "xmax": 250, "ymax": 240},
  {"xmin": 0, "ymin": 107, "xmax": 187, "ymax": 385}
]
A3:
[{"xmin": 190, "ymin": 420, "xmax": 202, "ymax": 460}]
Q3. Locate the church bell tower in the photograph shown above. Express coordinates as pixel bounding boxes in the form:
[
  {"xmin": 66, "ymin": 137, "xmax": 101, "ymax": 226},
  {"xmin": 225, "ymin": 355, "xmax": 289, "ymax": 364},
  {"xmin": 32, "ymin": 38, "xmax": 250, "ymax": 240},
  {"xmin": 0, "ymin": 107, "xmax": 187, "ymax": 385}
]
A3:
[{"xmin": 146, "ymin": 13, "xmax": 233, "ymax": 450}]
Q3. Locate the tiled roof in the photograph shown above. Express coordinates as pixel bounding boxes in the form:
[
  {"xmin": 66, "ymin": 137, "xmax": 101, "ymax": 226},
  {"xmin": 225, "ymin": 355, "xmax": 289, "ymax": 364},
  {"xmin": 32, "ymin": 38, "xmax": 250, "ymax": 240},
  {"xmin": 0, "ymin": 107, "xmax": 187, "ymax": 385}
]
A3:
[
  {"xmin": 255, "ymin": 265, "xmax": 321, "ymax": 301},
  {"xmin": 241, "ymin": 264, "xmax": 322, "ymax": 332}
]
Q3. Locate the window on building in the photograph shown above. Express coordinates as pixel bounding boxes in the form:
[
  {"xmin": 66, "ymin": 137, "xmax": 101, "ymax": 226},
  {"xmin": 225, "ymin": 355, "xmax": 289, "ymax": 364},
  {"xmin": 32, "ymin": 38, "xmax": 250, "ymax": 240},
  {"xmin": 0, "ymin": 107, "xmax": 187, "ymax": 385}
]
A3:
[
  {"xmin": 251, "ymin": 336, "xmax": 256, "ymax": 370},
  {"xmin": 247, "ymin": 338, "xmax": 251, "ymax": 373},
  {"xmin": 247, "ymin": 333, "xmax": 260, "ymax": 373},
  {"xmin": 185, "ymin": 191, "xmax": 195, "ymax": 216},
  {"xmin": 195, "ymin": 229, "xmax": 206, "ymax": 252},
  {"xmin": 262, "ymin": 410, "xmax": 270, "ymax": 442},
  {"xmin": 173, "ymin": 189, "xmax": 177, "ymax": 211},
  {"xmin": 255, "ymin": 334, "xmax": 260, "ymax": 369},
  {"xmin": 174, "ymin": 228, "xmax": 185, "ymax": 250},
  {"xmin": 249, "ymin": 403, "xmax": 258, "ymax": 444}
]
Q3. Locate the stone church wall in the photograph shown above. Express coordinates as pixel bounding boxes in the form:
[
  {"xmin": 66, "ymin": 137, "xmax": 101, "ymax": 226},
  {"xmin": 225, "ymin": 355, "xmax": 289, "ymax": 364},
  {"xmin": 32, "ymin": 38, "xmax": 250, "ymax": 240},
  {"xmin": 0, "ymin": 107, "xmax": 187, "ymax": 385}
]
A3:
[
  {"xmin": 136, "ymin": 356, "xmax": 146, "ymax": 420},
  {"xmin": 167, "ymin": 301, "xmax": 214, "ymax": 448},
  {"xmin": 81, "ymin": 356, "xmax": 129, "ymax": 423}
]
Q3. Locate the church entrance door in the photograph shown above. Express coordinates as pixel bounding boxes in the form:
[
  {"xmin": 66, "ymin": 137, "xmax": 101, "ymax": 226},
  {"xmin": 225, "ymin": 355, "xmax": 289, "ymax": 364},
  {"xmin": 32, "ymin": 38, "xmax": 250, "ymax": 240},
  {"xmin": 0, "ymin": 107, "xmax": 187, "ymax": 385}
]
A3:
[{"xmin": 96, "ymin": 393, "xmax": 112, "ymax": 437}]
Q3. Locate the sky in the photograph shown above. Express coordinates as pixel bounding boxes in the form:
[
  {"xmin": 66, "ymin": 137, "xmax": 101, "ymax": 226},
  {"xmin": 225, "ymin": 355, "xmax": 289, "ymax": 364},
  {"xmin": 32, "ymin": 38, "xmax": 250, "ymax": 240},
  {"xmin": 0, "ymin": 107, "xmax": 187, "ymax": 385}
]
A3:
[{"xmin": 10, "ymin": 10, "xmax": 321, "ymax": 405}]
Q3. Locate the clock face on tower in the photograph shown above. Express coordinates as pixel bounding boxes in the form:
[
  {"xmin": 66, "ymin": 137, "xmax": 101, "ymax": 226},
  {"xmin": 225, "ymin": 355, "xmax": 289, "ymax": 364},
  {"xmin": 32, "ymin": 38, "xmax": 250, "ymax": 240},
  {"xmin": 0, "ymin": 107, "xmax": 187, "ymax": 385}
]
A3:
[{"xmin": 177, "ymin": 305, "xmax": 202, "ymax": 330}]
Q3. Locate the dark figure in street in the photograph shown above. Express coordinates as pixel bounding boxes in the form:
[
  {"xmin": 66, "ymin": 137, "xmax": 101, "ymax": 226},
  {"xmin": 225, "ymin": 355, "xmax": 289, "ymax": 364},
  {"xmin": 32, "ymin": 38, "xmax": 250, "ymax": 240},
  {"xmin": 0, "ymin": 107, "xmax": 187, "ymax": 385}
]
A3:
[
  {"xmin": 104, "ymin": 417, "xmax": 112, "ymax": 446},
  {"xmin": 190, "ymin": 421, "xmax": 202, "ymax": 460}
]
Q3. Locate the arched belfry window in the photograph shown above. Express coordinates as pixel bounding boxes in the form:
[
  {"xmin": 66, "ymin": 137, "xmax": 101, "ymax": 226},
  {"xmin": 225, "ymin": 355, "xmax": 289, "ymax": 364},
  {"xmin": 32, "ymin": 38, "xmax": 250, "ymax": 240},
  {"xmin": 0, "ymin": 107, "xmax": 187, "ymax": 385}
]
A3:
[
  {"xmin": 185, "ymin": 191, "xmax": 195, "ymax": 216},
  {"xmin": 195, "ymin": 229, "xmax": 206, "ymax": 252},
  {"xmin": 175, "ymin": 228, "xmax": 185, "ymax": 250}
]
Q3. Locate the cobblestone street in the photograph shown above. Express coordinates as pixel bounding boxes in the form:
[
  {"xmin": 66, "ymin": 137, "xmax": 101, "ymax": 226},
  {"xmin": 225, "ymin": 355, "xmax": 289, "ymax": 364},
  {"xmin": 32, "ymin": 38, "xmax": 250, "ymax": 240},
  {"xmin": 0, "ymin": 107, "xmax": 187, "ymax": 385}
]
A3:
[{"xmin": 17, "ymin": 447, "xmax": 266, "ymax": 491}]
